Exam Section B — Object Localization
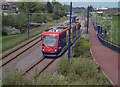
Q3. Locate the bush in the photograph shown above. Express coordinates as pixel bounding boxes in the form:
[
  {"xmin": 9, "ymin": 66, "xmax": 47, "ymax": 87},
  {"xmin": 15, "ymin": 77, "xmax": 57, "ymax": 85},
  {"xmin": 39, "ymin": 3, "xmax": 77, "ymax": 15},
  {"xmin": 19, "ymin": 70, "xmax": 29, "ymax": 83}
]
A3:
[
  {"xmin": 36, "ymin": 73, "xmax": 68, "ymax": 85},
  {"xmin": 2, "ymin": 13, "xmax": 27, "ymax": 33},
  {"xmin": 52, "ymin": 13, "xmax": 60, "ymax": 20},
  {"xmin": 72, "ymin": 38, "xmax": 91, "ymax": 58},
  {"xmin": 57, "ymin": 59, "xmax": 72, "ymax": 76},
  {"xmin": 3, "ymin": 58, "xmax": 110, "ymax": 85},
  {"xmin": 3, "ymin": 69, "xmax": 33, "ymax": 85},
  {"xmin": 2, "ymin": 13, "xmax": 15, "ymax": 27},
  {"xmin": 2, "ymin": 26, "xmax": 21, "ymax": 36},
  {"xmin": 45, "ymin": 13, "xmax": 53, "ymax": 22},
  {"xmin": 2, "ymin": 70, "xmax": 68, "ymax": 85},
  {"xmin": 57, "ymin": 58, "xmax": 110, "ymax": 85}
]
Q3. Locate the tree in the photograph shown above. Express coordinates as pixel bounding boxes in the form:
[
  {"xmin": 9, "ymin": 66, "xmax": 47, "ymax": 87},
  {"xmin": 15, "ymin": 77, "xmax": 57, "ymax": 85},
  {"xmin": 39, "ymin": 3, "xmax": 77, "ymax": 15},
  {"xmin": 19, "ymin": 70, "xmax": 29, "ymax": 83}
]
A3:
[
  {"xmin": 89, "ymin": 5, "xmax": 94, "ymax": 12},
  {"xmin": 35, "ymin": 2, "xmax": 46, "ymax": 12},
  {"xmin": 2, "ymin": 14, "xmax": 15, "ymax": 27},
  {"xmin": 46, "ymin": 1, "xmax": 53, "ymax": 13},
  {"xmin": 52, "ymin": 1, "xmax": 67, "ymax": 17},
  {"xmin": 2, "ymin": 13, "xmax": 27, "ymax": 33},
  {"xmin": 17, "ymin": 2, "xmax": 37, "ymax": 13}
]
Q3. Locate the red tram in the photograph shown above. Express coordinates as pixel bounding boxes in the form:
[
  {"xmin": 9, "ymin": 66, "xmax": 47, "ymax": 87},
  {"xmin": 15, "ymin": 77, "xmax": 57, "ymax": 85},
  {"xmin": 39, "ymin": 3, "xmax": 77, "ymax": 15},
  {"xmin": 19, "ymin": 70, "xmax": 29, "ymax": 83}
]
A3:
[{"xmin": 42, "ymin": 21, "xmax": 81, "ymax": 57}]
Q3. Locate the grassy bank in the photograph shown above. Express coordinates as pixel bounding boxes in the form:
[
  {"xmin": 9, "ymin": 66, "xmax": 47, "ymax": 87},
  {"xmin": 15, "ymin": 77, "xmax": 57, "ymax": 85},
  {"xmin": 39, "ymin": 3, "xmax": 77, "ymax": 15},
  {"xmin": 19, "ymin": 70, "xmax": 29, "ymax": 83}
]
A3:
[
  {"xmin": 112, "ymin": 15, "xmax": 119, "ymax": 46},
  {"xmin": 57, "ymin": 36, "xmax": 110, "ymax": 85},
  {"xmin": 96, "ymin": 15, "xmax": 119, "ymax": 46},
  {"xmin": 3, "ymin": 35, "xmax": 110, "ymax": 85},
  {"xmin": 2, "ymin": 17, "xmax": 67, "ymax": 52}
]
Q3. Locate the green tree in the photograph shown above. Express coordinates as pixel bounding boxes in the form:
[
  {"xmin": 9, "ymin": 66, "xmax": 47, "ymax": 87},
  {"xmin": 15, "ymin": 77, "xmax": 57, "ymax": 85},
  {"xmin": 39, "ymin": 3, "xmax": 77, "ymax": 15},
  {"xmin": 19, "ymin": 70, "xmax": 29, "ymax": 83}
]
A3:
[
  {"xmin": 14, "ymin": 13, "xmax": 27, "ymax": 33},
  {"xmin": 89, "ymin": 5, "xmax": 94, "ymax": 12},
  {"xmin": 46, "ymin": 1, "xmax": 53, "ymax": 13},
  {"xmin": 2, "ymin": 13, "xmax": 27, "ymax": 33},
  {"xmin": 35, "ymin": 2, "xmax": 46, "ymax": 12},
  {"xmin": 52, "ymin": 1, "xmax": 67, "ymax": 17},
  {"xmin": 17, "ymin": 2, "xmax": 37, "ymax": 13},
  {"xmin": 2, "ymin": 14, "xmax": 15, "ymax": 27}
]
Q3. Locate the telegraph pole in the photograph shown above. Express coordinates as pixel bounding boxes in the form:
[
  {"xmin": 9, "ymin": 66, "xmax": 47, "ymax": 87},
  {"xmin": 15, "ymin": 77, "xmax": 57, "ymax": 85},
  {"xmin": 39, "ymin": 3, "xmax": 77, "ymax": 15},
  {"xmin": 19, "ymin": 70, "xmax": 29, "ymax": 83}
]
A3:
[{"xmin": 68, "ymin": 2, "xmax": 72, "ymax": 60}]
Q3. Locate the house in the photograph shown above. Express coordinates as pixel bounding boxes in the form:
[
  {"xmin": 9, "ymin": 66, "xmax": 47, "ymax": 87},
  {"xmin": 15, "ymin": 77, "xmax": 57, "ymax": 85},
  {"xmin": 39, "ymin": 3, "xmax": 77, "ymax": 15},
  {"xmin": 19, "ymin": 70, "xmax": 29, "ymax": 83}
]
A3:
[{"xmin": 2, "ymin": 2, "xmax": 16, "ymax": 11}]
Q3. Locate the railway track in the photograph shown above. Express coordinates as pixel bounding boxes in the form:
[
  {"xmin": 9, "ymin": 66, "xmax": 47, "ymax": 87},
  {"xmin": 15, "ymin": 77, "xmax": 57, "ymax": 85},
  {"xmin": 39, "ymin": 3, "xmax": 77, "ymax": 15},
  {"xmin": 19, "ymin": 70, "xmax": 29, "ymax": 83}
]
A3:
[
  {"xmin": 6, "ymin": 21, "xmax": 84, "ymax": 78},
  {"xmin": 1, "ymin": 21, "xmax": 69, "ymax": 67},
  {"xmin": 22, "ymin": 27, "xmax": 85, "ymax": 77},
  {"xmin": 0, "ymin": 35, "xmax": 42, "ymax": 67},
  {"xmin": 22, "ymin": 29, "xmax": 84, "ymax": 77},
  {"xmin": 23, "ymin": 56, "xmax": 56, "ymax": 78},
  {"xmin": 2, "ymin": 34, "xmax": 42, "ymax": 60}
]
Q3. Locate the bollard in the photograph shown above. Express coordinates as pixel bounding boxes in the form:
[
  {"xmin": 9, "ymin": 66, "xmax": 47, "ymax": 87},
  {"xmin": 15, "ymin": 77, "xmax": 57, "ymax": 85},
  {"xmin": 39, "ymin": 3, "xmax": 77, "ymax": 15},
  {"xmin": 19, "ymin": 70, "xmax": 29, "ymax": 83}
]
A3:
[
  {"xmin": 101, "ymin": 27, "xmax": 102, "ymax": 34},
  {"xmin": 97, "ymin": 25, "xmax": 101, "ymax": 34}
]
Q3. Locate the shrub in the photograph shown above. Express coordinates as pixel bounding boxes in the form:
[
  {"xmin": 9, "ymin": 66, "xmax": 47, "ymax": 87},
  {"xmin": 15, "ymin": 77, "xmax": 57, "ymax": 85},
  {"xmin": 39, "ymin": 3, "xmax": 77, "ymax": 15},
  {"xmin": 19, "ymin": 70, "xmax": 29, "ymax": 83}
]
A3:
[
  {"xmin": 45, "ymin": 13, "xmax": 53, "ymax": 22},
  {"xmin": 36, "ymin": 73, "xmax": 68, "ymax": 85},
  {"xmin": 3, "ymin": 58, "xmax": 110, "ymax": 85},
  {"xmin": 2, "ymin": 69, "xmax": 33, "ymax": 85},
  {"xmin": 2, "ymin": 26, "xmax": 21, "ymax": 36},
  {"xmin": 51, "ymin": 13, "xmax": 60, "ymax": 20},
  {"xmin": 72, "ymin": 38, "xmax": 91, "ymax": 58},
  {"xmin": 57, "ymin": 59, "xmax": 72, "ymax": 76},
  {"xmin": 67, "ymin": 58, "xmax": 99, "ymax": 83},
  {"xmin": 57, "ymin": 58, "xmax": 110, "ymax": 85},
  {"xmin": 2, "ymin": 13, "xmax": 27, "ymax": 33}
]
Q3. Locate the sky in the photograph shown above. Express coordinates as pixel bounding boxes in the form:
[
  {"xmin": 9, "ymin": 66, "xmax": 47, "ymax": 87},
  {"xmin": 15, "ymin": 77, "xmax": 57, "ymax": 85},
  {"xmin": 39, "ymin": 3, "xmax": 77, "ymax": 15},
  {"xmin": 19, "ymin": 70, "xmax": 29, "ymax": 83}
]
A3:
[
  {"xmin": 4, "ymin": 0, "xmax": 120, "ymax": 8},
  {"xmin": 60, "ymin": 2, "xmax": 119, "ymax": 8}
]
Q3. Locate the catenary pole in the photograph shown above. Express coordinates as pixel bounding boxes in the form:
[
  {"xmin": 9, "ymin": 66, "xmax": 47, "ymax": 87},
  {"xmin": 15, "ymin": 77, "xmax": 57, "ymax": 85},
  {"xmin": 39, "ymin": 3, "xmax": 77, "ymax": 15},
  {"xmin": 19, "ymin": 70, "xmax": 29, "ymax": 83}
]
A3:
[
  {"xmin": 27, "ymin": 8, "xmax": 30, "ymax": 38},
  {"xmin": 68, "ymin": 2, "xmax": 72, "ymax": 60},
  {"xmin": 86, "ymin": 6, "xmax": 89, "ymax": 34}
]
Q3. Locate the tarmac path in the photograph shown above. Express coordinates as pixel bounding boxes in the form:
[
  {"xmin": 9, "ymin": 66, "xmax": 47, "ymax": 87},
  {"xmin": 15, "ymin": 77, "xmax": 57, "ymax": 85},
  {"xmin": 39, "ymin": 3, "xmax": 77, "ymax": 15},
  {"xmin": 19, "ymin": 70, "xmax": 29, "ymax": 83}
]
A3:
[{"xmin": 89, "ymin": 20, "xmax": 119, "ymax": 86}]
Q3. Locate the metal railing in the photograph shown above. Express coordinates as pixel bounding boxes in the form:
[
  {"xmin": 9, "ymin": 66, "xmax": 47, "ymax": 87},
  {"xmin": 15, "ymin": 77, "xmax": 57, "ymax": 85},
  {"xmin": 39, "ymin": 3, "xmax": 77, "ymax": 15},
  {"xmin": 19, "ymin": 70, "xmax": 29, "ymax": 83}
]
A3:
[{"xmin": 97, "ymin": 34, "xmax": 120, "ymax": 53}]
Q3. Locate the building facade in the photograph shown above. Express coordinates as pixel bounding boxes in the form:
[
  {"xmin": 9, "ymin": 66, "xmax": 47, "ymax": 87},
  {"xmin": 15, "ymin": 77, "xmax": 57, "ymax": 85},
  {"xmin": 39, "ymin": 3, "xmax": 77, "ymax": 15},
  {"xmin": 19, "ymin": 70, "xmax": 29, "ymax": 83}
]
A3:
[{"xmin": 2, "ymin": 2, "xmax": 16, "ymax": 11}]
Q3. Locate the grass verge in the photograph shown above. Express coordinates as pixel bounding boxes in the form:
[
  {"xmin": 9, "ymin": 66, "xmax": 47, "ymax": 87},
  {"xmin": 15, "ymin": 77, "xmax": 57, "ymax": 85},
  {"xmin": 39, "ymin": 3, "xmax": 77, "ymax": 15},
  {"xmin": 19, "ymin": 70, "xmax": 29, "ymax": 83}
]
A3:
[
  {"xmin": 57, "ymin": 36, "xmax": 110, "ymax": 85},
  {"xmin": 2, "ymin": 35, "xmax": 110, "ymax": 85},
  {"xmin": 2, "ymin": 17, "xmax": 67, "ymax": 52}
]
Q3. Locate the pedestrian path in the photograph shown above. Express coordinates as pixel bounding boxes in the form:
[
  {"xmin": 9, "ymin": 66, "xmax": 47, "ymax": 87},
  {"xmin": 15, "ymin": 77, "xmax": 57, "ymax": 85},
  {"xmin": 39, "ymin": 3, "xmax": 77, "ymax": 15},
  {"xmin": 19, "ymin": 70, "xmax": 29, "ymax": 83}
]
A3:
[{"xmin": 89, "ymin": 20, "xmax": 119, "ymax": 86}]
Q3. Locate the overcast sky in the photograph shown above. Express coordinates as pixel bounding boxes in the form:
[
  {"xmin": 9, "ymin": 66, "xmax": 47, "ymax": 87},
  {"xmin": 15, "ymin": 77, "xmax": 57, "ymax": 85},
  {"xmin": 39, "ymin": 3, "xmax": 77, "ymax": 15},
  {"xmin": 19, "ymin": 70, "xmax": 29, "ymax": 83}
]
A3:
[
  {"xmin": 5, "ymin": 0, "xmax": 120, "ymax": 8},
  {"xmin": 61, "ymin": 2, "xmax": 119, "ymax": 8}
]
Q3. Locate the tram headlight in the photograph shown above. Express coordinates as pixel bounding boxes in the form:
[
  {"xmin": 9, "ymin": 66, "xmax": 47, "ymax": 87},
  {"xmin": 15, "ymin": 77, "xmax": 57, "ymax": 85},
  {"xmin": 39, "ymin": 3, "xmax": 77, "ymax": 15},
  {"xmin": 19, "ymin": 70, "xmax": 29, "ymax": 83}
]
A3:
[
  {"xmin": 54, "ymin": 48, "xmax": 57, "ymax": 52},
  {"xmin": 42, "ymin": 48, "xmax": 45, "ymax": 51}
]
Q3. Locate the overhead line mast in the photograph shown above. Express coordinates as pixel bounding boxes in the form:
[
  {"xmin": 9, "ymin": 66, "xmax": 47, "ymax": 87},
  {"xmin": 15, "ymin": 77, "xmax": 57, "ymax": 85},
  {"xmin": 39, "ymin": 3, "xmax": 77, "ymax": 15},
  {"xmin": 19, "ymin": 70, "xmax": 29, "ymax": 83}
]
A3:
[{"xmin": 68, "ymin": 2, "xmax": 72, "ymax": 60}]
